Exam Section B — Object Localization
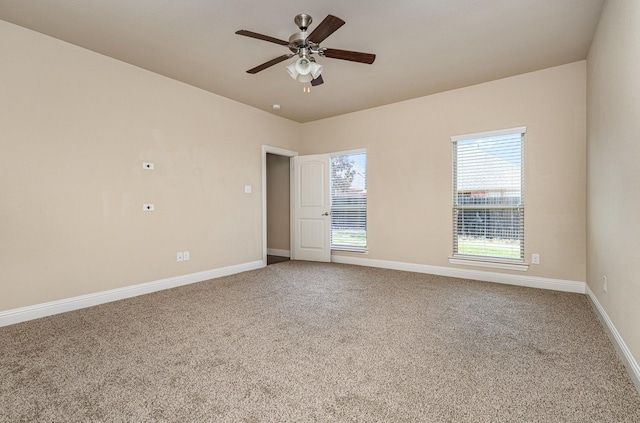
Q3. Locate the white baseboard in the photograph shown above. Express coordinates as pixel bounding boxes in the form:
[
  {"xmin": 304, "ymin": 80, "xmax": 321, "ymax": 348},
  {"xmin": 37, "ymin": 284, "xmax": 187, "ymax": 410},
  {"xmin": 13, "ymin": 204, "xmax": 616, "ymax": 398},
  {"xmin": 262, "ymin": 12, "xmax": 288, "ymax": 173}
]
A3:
[
  {"xmin": 586, "ymin": 285, "xmax": 640, "ymax": 393},
  {"xmin": 267, "ymin": 248, "xmax": 290, "ymax": 257},
  {"xmin": 331, "ymin": 255, "xmax": 585, "ymax": 293},
  {"xmin": 0, "ymin": 260, "xmax": 265, "ymax": 328}
]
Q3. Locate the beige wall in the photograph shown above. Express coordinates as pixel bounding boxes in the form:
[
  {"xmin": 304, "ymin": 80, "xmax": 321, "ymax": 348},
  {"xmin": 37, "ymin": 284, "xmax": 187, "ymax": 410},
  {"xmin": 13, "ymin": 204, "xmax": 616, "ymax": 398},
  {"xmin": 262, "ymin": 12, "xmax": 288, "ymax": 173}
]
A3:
[
  {"xmin": 1, "ymin": 19, "xmax": 590, "ymax": 314},
  {"xmin": 587, "ymin": 1, "xmax": 640, "ymax": 369},
  {"xmin": 266, "ymin": 154, "xmax": 290, "ymax": 252},
  {"xmin": 0, "ymin": 21, "xmax": 300, "ymax": 311},
  {"xmin": 301, "ymin": 61, "xmax": 587, "ymax": 282}
]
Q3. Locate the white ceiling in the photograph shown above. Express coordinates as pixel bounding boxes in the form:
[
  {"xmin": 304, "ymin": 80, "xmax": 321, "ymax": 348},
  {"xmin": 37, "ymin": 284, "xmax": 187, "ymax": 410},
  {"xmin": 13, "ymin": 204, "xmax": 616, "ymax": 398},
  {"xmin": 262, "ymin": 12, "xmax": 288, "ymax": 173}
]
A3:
[{"xmin": 0, "ymin": 0, "xmax": 605, "ymax": 123}]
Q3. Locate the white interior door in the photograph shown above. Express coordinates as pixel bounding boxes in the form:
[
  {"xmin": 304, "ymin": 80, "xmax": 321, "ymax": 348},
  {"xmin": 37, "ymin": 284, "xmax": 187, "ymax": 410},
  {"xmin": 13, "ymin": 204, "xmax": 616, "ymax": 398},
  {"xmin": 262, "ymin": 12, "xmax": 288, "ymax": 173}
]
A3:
[{"xmin": 292, "ymin": 154, "xmax": 331, "ymax": 262}]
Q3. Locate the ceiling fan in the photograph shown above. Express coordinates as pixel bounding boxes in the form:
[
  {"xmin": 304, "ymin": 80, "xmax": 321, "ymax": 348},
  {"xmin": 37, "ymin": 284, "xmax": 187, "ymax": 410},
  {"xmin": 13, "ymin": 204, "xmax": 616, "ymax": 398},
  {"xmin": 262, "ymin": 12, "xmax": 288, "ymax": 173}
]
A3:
[{"xmin": 236, "ymin": 14, "xmax": 376, "ymax": 88}]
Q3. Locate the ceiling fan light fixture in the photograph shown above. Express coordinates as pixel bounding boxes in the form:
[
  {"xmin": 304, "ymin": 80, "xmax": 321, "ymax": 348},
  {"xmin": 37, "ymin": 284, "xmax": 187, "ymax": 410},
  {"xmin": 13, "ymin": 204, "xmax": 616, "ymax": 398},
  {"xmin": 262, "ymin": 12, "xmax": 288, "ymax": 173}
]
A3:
[
  {"xmin": 286, "ymin": 61, "xmax": 299, "ymax": 79},
  {"xmin": 296, "ymin": 73, "xmax": 313, "ymax": 83},
  {"xmin": 287, "ymin": 56, "xmax": 322, "ymax": 83},
  {"xmin": 294, "ymin": 57, "xmax": 312, "ymax": 75},
  {"xmin": 308, "ymin": 61, "xmax": 323, "ymax": 79}
]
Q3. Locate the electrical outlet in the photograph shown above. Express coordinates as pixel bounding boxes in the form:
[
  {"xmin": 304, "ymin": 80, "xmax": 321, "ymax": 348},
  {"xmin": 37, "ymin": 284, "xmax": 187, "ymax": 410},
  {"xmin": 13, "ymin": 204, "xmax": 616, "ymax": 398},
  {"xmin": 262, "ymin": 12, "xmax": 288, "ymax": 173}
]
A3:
[
  {"xmin": 177, "ymin": 252, "xmax": 183, "ymax": 262},
  {"xmin": 183, "ymin": 251, "xmax": 190, "ymax": 261},
  {"xmin": 603, "ymin": 275, "xmax": 608, "ymax": 293},
  {"xmin": 531, "ymin": 253, "xmax": 540, "ymax": 265},
  {"xmin": 143, "ymin": 204, "xmax": 154, "ymax": 211},
  {"xmin": 244, "ymin": 185, "xmax": 252, "ymax": 194}
]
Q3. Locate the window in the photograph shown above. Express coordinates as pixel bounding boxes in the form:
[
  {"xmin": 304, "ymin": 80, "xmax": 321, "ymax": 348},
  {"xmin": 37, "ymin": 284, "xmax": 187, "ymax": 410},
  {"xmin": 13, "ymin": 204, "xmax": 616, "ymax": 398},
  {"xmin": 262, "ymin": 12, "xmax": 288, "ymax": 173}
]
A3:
[
  {"xmin": 451, "ymin": 127, "xmax": 525, "ymax": 264},
  {"xmin": 330, "ymin": 151, "xmax": 367, "ymax": 251}
]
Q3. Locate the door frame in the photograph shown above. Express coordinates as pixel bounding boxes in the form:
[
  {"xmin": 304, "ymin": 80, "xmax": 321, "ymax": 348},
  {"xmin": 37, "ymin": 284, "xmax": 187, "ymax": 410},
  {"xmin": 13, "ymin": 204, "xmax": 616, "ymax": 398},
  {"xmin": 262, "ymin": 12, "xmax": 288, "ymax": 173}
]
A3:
[{"xmin": 261, "ymin": 145, "xmax": 298, "ymax": 266}]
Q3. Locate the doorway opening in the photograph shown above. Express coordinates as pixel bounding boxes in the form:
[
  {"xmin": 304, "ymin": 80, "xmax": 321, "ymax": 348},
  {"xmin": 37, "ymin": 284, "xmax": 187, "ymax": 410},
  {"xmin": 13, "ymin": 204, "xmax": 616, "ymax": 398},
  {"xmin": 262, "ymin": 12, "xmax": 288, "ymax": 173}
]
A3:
[{"xmin": 262, "ymin": 146, "xmax": 297, "ymax": 266}]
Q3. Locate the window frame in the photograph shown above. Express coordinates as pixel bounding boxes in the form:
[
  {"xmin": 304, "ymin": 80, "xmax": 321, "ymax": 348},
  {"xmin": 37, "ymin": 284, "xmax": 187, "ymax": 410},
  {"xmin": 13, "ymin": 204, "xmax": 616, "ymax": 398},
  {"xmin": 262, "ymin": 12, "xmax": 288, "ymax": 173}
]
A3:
[
  {"xmin": 449, "ymin": 127, "xmax": 529, "ymax": 271},
  {"xmin": 330, "ymin": 149, "xmax": 367, "ymax": 253}
]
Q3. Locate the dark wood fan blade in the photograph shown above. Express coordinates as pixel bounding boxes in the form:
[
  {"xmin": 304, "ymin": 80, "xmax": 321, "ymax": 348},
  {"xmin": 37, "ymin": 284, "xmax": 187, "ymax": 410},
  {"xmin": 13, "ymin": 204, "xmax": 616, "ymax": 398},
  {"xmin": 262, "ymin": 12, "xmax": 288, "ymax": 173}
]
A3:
[
  {"xmin": 246, "ymin": 54, "xmax": 293, "ymax": 74},
  {"xmin": 323, "ymin": 48, "xmax": 376, "ymax": 64},
  {"xmin": 311, "ymin": 75, "xmax": 324, "ymax": 86},
  {"xmin": 235, "ymin": 30, "xmax": 289, "ymax": 46},
  {"xmin": 307, "ymin": 15, "xmax": 345, "ymax": 44}
]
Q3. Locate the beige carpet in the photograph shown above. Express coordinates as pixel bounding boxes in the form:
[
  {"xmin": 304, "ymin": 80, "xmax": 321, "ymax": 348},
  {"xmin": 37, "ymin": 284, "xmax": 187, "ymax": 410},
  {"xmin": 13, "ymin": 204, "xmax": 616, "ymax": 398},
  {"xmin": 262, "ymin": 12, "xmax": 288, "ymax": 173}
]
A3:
[{"xmin": 1, "ymin": 261, "xmax": 639, "ymax": 422}]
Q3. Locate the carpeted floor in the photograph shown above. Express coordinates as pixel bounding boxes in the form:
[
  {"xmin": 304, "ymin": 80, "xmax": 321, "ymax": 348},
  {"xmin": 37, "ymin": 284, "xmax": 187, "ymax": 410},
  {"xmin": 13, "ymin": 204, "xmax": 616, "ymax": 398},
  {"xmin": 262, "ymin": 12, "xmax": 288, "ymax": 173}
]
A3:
[{"xmin": 1, "ymin": 261, "xmax": 639, "ymax": 422}]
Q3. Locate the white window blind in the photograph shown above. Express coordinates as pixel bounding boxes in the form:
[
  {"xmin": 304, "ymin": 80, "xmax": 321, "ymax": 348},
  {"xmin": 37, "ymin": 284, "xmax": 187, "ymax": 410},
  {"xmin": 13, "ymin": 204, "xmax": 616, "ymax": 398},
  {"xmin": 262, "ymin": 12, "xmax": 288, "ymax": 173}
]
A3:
[
  {"xmin": 452, "ymin": 128, "xmax": 525, "ymax": 261},
  {"xmin": 330, "ymin": 152, "xmax": 367, "ymax": 251}
]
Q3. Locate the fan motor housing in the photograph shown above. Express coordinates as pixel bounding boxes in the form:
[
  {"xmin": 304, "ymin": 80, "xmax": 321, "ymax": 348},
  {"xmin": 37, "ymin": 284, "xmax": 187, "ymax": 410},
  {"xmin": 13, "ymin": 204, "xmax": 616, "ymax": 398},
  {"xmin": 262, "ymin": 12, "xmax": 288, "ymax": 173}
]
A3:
[{"xmin": 288, "ymin": 31, "xmax": 308, "ymax": 53}]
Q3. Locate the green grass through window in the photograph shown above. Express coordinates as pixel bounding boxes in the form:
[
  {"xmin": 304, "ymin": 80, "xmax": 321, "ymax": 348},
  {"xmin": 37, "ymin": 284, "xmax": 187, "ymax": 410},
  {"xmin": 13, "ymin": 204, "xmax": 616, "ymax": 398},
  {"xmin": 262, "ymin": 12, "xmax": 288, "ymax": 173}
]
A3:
[
  {"xmin": 331, "ymin": 229, "xmax": 366, "ymax": 248},
  {"xmin": 456, "ymin": 237, "xmax": 521, "ymax": 259}
]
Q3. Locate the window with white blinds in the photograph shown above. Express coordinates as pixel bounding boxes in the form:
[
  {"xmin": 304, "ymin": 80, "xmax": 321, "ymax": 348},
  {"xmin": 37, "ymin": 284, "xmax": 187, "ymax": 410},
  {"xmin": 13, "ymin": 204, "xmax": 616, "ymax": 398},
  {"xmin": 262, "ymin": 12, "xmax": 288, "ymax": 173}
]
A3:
[
  {"xmin": 330, "ymin": 151, "xmax": 367, "ymax": 251},
  {"xmin": 452, "ymin": 128, "xmax": 525, "ymax": 262}
]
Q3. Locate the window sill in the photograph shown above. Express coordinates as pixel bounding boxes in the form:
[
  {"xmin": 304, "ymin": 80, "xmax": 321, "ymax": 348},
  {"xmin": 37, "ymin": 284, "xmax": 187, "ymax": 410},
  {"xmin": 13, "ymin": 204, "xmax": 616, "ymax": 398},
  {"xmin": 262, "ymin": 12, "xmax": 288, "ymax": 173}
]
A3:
[
  {"xmin": 331, "ymin": 247, "xmax": 368, "ymax": 254},
  {"xmin": 448, "ymin": 256, "xmax": 529, "ymax": 272}
]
